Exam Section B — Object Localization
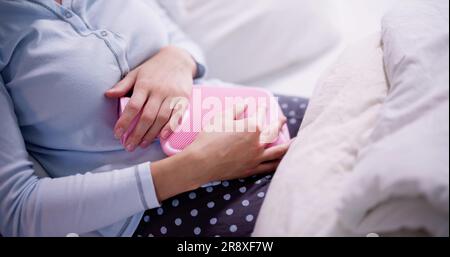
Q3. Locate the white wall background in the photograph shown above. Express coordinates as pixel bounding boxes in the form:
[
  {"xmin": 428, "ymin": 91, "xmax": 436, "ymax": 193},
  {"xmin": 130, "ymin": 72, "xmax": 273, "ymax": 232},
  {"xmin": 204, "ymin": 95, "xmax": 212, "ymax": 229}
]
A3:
[
  {"xmin": 161, "ymin": 0, "xmax": 402, "ymax": 97},
  {"xmin": 259, "ymin": 0, "xmax": 401, "ymax": 97}
]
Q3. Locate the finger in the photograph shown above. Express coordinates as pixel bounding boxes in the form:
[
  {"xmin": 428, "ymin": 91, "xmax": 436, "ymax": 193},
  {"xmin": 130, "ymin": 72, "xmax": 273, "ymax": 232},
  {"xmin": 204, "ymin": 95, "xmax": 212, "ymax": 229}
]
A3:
[
  {"xmin": 226, "ymin": 102, "xmax": 247, "ymax": 132},
  {"xmin": 141, "ymin": 98, "xmax": 173, "ymax": 148},
  {"xmin": 259, "ymin": 141, "xmax": 291, "ymax": 162},
  {"xmin": 218, "ymin": 102, "xmax": 247, "ymax": 121},
  {"xmin": 124, "ymin": 95, "xmax": 163, "ymax": 151},
  {"xmin": 114, "ymin": 89, "xmax": 148, "ymax": 139},
  {"xmin": 160, "ymin": 98, "xmax": 187, "ymax": 139},
  {"xmin": 260, "ymin": 116, "xmax": 287, "ymax": 145},
  {"xmin": 250, "ymin": 161, "xmax": 280, "ymax": 175},
  {"xmin": 237, "ymin": 104, "xmax": 267, "ymax": 133},
  {"xmin": 207, "ymin": 103, "xmax": 247, "ymax": 133},
  {"xmin": 233, "ymin": 102, "xmax": 248, "ymax": 120},
  {"xmin": 105, "ymin": 70, "xmax": 138, "ymax": 98}
]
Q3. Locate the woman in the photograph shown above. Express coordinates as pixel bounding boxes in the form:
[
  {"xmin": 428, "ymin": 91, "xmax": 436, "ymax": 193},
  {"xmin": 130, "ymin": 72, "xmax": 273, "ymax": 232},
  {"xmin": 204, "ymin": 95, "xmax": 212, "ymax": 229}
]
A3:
[{"xmin": 0, "ymin": 0, "xmax": 308, "ymax": 237}]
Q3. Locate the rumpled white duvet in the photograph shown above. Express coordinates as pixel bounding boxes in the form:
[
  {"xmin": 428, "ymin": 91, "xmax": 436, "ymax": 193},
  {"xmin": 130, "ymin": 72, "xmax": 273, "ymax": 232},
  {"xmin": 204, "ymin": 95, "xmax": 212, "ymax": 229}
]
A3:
[{"xmin": 254, "ymin": 0, "xmax": 449, "ymax": 237}]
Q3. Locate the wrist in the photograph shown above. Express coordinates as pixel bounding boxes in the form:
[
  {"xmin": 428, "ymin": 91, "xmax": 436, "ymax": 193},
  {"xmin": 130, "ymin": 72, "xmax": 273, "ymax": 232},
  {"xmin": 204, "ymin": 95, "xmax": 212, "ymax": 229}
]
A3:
[
  {"xmin": 151, "ymin": 149, "xmax": 207, "ymax": 202},
  {"xmin": 180, "ymin": 147, "xmax": 212, "ymax": 187},
  {"xmin": 160, "ymin": 46, "xmax": 197, "ymax": 78}
]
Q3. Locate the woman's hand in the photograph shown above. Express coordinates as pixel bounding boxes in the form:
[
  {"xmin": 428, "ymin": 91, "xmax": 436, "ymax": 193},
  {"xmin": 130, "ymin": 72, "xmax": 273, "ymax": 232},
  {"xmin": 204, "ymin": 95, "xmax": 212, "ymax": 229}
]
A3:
[
  {"xmin": 188, "ymin": 104, "xmax": 290, "ymax": 182},
  {"xmin": 105, "ymin": 46, "xmax": 197, "ymax": 152},
  {"xmin": 151, "ymin": 104, "xmax": 291, "ymax": 201}
]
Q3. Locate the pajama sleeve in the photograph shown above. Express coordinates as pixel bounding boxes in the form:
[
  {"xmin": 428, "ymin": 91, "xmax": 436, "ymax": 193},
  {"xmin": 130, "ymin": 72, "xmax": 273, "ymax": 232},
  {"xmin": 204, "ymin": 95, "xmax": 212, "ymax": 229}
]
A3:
[
  {"xmin": 0, "ymin": 76, "xmax": 160, "ymax": 237},
  {"xmin": 149, "ymin": 0, "xmax": 207, "ymax": 79}
]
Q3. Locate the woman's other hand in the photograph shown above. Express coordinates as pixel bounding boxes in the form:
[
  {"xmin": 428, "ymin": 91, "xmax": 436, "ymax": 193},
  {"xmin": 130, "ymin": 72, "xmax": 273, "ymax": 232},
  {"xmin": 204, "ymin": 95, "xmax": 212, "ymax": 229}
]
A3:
[
  {"xmin": 189, "ymin": 104, "xmax": 290, "ymax": 182},
  {"xmin": 105, "ymin": 46, "xmax": 197, "ymax": 152},
  {"xmin": 151, "ymin": 104, "xmax": 291, "ymax": 201}
]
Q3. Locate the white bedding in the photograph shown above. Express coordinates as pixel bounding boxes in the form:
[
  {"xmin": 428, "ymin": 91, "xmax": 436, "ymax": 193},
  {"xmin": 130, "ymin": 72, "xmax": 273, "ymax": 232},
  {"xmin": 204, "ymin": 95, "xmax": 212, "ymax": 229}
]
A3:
[
  {"xmin": 254, "ymin": 0, "xmax": 449, "ymax": 237},
  {"xmin": 253, "ymin": 33, "xmax": 389, "ymax": 236},
  {"xmin": 338, "ymin": 0, "xmax": 449, "ymax": 237}
]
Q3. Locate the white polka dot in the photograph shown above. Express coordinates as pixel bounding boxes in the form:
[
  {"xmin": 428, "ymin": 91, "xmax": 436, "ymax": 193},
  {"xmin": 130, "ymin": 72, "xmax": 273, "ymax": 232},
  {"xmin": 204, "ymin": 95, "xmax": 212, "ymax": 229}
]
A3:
[
  {"xmin": 223, "ymin": 194, "xmax": 231, "ymax": 201},
  {"xmin": 148, "ymin": 234, "xmax": 154, "ymax": 237},
  {"xmin": 157, "ymin": 208, "xmax": 164, "ymax": 215},
  {"xmin": 226, "ymin": 209, "xmax": 234, "ymax": 216},
  {"xmin": 255, "ymin": 180, "xmax": 262, "ymax": 185},
  {"xmin": 281, "ymin": 103, "xmax": 288, "ymax": 109},
  {"xmin": 206, "ymin": 186, "xmax": 214, "ymax": 193},
  {"xmin": 143, "ymin": 215, "xmax": 150, "ymax": 223},
  {"xmin": 136, "ymin": 234, "xmax": 142, "ymax": 237},
  {"xmin": 290, "ymin": 118, "xmax": 297, "ymax": 125},
  {"xmin": 292, "ymin": 98, "xmax": 300, "ymax": 102},
  {"xmin": 257, "ymin": 192, "xmax": 265, "ymax": 198},
  {"xmin": 160, "ymin": 226, "xmax": 167, "ymax": 235},
  {"xmin": 210, "ymin": 218, "xmax": 218, "ymax": 225},
  {"xmin": 239, "ymin": 178, "xmax": 245, "ymax": 183},
  {"xmin": 246, "ymin": 215, "xmax": 254, "ymax": 222},
  {"xmin": 175, "ymin": 218, "xmax": 182, "ymax": 226},
  {"xmin": 194, "ymin": 227, "xmax": 202, "ymax": 235},
  {"xmin": 300, "ymin": 103, "xmax": 307, "ymax": 109},
  {"xmin": 172, "ymin": 199, "xmax": 180, "ymax": 207},
  {"xmin": 242, "ymin": 200, "xmax": 250, "ymax": 207},
  {"xmin": 189, "ymin": 192, "xmax": 197, "ymax": 199},
  {"xmin": 229, "ymin": 225, "xmax": 238, "ymax": 233},
  {"xmin": 207, "ymin": 201, "xmax": 215, "ymax": 208},
  {"xmin": 289, "ymin": 110, "xmax": 296, "ymax": 116},
  {"xmin": 266, "ymin": 175, "xmax": 272, "ymax": 179},
  {"xmin": 239, "ymin": 186, "xmax": 247, "ymax": 193},
  {"xmin": 222, "ymin": 181, "xmax": 230, "ymax": 187},
  {"xmin": 215, "ymin": 235, "xmax": 221, "ymax": 238},
  {"xmin": 190, "ymin": 209, "xmax": 199, "ymax": 217}
]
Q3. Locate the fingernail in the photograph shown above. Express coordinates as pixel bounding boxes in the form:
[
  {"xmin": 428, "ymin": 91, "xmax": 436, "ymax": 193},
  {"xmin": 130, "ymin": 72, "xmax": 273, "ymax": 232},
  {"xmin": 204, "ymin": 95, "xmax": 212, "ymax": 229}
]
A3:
[
  {"xmin": 140, "ymin": 140, "xmax": 150, "ymax": 149},
  {"xmin": 126, "ymin": 144, "xmax": 136, "ymax": 152},
  {"xmin": 106, "ymin": 88, "xmax": 117, "ymax": 94},
  {"xmin": 161, "ymin": 130, "xmax": 171, "ymax": 139},
  {"xmin": 114, "ymin": 128, "xmax": 124, "ymax": 139}
]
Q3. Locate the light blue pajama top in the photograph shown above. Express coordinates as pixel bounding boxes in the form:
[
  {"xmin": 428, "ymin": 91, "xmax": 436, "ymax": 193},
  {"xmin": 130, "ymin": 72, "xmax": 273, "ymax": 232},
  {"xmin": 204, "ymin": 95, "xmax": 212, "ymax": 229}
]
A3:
[{"xmin": 0, "ymin": 0, "xmax": 205, "ymax": 237}]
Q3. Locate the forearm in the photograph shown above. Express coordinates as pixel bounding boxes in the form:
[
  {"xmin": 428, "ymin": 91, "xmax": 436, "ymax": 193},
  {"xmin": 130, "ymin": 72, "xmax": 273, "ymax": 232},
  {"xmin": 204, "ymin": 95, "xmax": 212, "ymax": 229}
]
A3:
[
  {"xmin": 151, "ymin": 149, "xmax": 210, "ymax": 202},
  {"xmin": 0, "ymin": 163, "xmax": 158, "ymax": 237}
]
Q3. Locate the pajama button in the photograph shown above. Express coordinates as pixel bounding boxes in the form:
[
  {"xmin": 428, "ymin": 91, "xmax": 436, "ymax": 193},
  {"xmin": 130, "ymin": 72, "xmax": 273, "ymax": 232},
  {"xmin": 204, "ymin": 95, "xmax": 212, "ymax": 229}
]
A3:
[
  {"xmin": 100, "ymin": 31, "xmax": 108, "ymax": 37},
  {"xmin": 64, "ymin": 11, "xmax": 73, "ymax": 19}
]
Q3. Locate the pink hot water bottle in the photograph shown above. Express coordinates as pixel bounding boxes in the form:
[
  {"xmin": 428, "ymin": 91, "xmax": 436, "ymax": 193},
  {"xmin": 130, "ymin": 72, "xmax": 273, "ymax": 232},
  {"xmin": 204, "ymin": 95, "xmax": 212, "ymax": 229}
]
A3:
[{"xmin": 119, "ymin": 85, "xmax": 290, "ymax": 156}]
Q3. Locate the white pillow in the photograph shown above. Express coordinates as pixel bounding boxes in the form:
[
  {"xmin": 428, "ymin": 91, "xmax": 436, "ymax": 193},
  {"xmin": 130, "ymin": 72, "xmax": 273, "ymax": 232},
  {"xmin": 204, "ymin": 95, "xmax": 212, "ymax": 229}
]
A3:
[{"xmin": 178, "ymin": 0, "xmax": 340, "ymax": 83}]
